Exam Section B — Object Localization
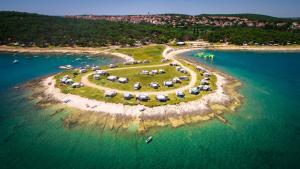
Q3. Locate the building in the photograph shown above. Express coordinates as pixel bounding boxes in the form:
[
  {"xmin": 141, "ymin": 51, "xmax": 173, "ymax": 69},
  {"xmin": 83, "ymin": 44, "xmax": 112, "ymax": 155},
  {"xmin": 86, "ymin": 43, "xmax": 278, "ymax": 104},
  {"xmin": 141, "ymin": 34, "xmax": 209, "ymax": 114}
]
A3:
[
  {"xmin": 203, "ymin": 72, "xmax": 212, "ymax": 77},
  {"xmin": 164, "ymin": 81, "xmax": 173, "ymax": 87},
  {"xmin": 159, "ymin": 69, "xmax": 165, "ymax": 74},
  {"xmin": 189, "ymin": 87, "xmax": 200, "ymax": 95},
  {"xmin": 109, "ymin": 64, "xmax": 117, "ymax": 68},
  {"xmin": 141, "ymin": 70, "xmax": 149, "ymax": 75},
  {"xmin": 95, "ymin": 70, "xmax": 109, "ymax": 76},
  {"xmin": 156, "ymin": 94, "xmax": 169, "ymax": 102},
  {"xmin": 71, "ymin": 82, "xmax": 84, "ymax": 88},
  {"xmin": 199, "ymin": 85, "xmax": 211, "ymax": 91},
  {"xmin": 93, "ymin": 74, "xmax": 101, "ymax": 80},
  {"xmin": 151, "ymin": 70, "xmax": 158, "ymax": 75},
  {"xmin": 104, "ymin": 90, "xmax": 117, "ymax": 97},
  {"xmin": 134, "ymin": 82, "xmax": 142, "ymax": 90},
  {"xmin": 149, "ymin": 82, "xmax": 160, "ymax": 89},
  {"xmin": 79, "ymin": 68, "xmax": 87, "ymax": 73},
  {"xmin": 172, "ymin": 77, "xmax": 181, "ymax": 83},
  {"xmin": 137, "ymin": 94, "xmax": 150, "ymax": 101},
  {"xmin": 118, "ymin": 77, "xmax": 129, "ymax": 83},
  {"xmin": 177, "ymin": 41, "xmax": 185, "ymax": 46},
  {"xmin": 176, "ymin": 91, "xmax": 185, "ymax": 98},
  {"xmin": 92, "ymin": 66, "xmax": 100, "ymax": 71},
  {"xmin": 124, "ymin": 93, "xmax": 134, "ymax": 100},
  {"xmin": 201, "ymin": 79, "xmax": 210, "ymax": 85},
  {"xmin": 107, "ymin": 76, "xmax": 118, "ymax": 81},
  {"xmin": 179, "ymin": 76, "xmax": 189, "ymax": 81}
]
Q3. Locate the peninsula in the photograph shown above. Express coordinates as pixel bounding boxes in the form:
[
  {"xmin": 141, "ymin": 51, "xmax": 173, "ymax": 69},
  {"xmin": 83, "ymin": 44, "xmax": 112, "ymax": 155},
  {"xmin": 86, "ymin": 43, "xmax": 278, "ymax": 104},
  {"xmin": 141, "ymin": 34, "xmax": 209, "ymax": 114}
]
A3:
[{"xmin": 20, "ymin": 44, "xmax": 242, "ymax": 131}]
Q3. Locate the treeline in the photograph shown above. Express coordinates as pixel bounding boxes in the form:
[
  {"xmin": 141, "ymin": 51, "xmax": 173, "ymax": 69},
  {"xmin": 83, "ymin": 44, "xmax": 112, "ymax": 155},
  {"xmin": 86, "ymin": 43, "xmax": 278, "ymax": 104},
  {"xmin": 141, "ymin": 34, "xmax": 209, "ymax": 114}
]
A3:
[
  {"xmin": 0, "ymin": 11, "xmax": 193, "ymax": 47},
  {"xmin": 199, "ymin": 26, "xmax": 300, "ymax": 45},
  {"xmin": 0, "ymin": 11, "xmax": 299, "ymax": 47}
]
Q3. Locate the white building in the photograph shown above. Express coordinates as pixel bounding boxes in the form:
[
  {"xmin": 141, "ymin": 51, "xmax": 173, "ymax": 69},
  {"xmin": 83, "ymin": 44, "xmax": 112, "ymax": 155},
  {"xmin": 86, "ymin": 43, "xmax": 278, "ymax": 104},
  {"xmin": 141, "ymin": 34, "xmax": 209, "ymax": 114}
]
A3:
[{"xmin": 118, "ymin": 77, "xmax": 129, "ymax": 83}]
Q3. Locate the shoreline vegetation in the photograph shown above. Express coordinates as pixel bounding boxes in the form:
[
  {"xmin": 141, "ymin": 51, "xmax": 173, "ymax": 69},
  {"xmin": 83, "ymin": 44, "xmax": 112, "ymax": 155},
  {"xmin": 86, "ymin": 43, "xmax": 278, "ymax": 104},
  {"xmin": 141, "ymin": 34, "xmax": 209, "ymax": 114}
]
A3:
[{"xmin": 16, "ymin": 44, "xmax": 244, "ymax": 132}]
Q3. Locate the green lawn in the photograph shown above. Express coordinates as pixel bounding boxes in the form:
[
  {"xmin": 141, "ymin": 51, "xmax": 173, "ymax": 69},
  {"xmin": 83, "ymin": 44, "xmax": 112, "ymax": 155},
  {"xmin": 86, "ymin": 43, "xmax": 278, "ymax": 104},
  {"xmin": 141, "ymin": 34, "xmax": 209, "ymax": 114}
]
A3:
[
  {"xmin": 53, "ymin": 63, "xmax": 217, "ymax": 107},
  {"xmin": 113, "ymin": 45, "xmax": 165, "ymax": 64},
  {"xmin": 88, "ymin": 65, "xmax": 190, "ymax": 92},
  {"xmin": 52, "ymin": 46, "xmax": 218, "ymax": 107}
]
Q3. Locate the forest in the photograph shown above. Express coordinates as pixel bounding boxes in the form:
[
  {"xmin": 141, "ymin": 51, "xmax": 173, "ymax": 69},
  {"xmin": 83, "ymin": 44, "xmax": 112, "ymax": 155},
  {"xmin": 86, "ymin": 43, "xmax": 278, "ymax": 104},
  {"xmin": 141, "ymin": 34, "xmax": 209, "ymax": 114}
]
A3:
[{"xmin": 1, "ymin": 11, "xmax": 299, "ymax": 47}]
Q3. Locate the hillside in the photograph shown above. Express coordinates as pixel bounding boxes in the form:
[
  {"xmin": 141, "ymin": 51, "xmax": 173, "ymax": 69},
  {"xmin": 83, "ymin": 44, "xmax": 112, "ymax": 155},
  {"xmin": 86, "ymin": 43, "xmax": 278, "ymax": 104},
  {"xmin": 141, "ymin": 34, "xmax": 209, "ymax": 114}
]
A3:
[{"xmin": 0, "ymin": 11, "xmax": 299, "ymax": 47}]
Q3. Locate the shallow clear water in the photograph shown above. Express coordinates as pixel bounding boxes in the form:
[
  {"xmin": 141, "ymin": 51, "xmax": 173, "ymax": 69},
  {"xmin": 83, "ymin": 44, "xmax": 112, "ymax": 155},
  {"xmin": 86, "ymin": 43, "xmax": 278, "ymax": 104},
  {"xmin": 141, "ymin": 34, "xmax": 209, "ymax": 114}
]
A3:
[{"xmin": 0, "ymin": 51, "xmax": 300, "ymax": 169}]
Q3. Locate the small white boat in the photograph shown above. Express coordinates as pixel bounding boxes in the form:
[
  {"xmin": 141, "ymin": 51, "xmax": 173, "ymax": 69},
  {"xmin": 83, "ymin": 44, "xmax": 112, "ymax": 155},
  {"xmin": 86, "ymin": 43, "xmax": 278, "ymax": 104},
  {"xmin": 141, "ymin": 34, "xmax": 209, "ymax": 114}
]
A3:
[
  {"xmin": 146, "ymin": 136, "xmax": 153, "ymax": 144},
  {"xmin": 12, "ymin": 59, "xmax": 19, "ymax": 64}
]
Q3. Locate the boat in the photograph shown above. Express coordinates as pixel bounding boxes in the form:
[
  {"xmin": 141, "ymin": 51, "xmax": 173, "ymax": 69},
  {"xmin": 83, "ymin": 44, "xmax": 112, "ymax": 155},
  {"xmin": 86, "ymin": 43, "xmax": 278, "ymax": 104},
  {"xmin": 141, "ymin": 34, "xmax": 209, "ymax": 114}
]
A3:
[
  {"xmin": 12, "ymin": 59, "xmax": 19, "ymax": 64},
  {"xmin": 145, "ymin": 136, "xmax": 153, "ymax": 144}
]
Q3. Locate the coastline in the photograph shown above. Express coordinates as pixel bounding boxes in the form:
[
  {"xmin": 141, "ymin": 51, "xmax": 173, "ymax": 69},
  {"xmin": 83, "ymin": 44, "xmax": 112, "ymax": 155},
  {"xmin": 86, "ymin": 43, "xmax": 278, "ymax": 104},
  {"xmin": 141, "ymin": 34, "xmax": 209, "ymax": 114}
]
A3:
[
  {"xmin": 28, "ymin": 46, "xmax": 243, "ymax": 131},
  {"xmin": 0, "ymin": 45, "xmax": 134, "ymax": 62},
  {"xmin": 208, "ymin": 44, "xmax": 300, "ymax": 52}
]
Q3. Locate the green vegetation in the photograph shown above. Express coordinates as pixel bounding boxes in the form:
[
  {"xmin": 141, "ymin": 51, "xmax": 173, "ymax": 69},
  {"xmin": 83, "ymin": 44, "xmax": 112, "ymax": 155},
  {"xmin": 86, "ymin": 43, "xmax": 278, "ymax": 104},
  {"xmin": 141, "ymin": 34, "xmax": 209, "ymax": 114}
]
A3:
[
  {"xmin": 1, "ymin": 11, "xmax": 299, "ymax": 47},
  {"xmin": 88, "ymin": 65, "xmax": 190, "ymax": 92},
  {"xmin": 52, "ymin": 46, "xmax": 217, "ymax": 107},
  {"xmin": 114, "ymin": 45, "xmax": 164, "ymax": 63}
]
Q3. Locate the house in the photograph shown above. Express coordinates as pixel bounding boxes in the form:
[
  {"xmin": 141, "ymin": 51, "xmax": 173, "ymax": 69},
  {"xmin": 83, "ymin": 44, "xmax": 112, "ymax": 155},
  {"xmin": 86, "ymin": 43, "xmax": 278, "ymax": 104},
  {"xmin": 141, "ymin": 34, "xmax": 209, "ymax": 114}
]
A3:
[
  {"xmin": 172, "ymin": 77, "xmax": 181, "ymax": 83},
  {"xmin": 109, "ymin": 64, "xmax": 117, "ymax": 68},
  {"xmin": 179, "ymin": 68, "xmax": 188, "ymax": 74},
  {"xmin": 189, "ymin": 87, "xmax": 200, "ymax": 95},
  {"xmin": 65, "ymin": 79, "xmax": 74, "ymax": 85},
  {"xmin": 176, "ymin": 66, "xmax": 182, "ymax": 71},
  {"xmin": 199, "ymin": 85, "xmax": 211, "ymax": 91},
  {"xmin": 79, "ymin": 68, "xmax": 87, "ymax": 73},
  {"xmin": 149, "ymin": 82, "xmax": 160, "ymax": 89},
  {"xmin": 60, "ymin": 75, "xmax": 70, "ymax": 84},
  {"xmin": 118, "ymin": 77, "xmax": 129, "ymax": 83},
  {"xmin": 179, "ymin": 76, "xmax": 189, "ymax": 81},
  {"xmin": 164, "ymin": 81, "xmax": 173, "ymax": 87},
  {"xmin": 136, "ymin": 94, "xmax": 150, "ymax": 101},
  {"xmin": 177, "ymin": 41, "xmax": 185, "ymax": 46},
  {"xmin": 96, "ymin": 70, "xmax": 109, "ymax": 76},
  {"xmin": 124, "ymin": 93, "xmax": 134, "ymax": 100},
  {"xmin": 92, "ymin": 66, "xmax": 100, "ymax": 71},
  {"xmin": 85, "ymin": 65, "xmax": 91, "ymax": 69},
  {"xmin": 141, "ymin": 70, "xmax": 149, "ymax": 75},
  {"xmin": 123, "ymin": 61, "xmax": 133, "ymax": 65},
  {"xmin": 93, "ymin": 74, "xmax": 101, "ymax": 80},
  {"xmin": 203, "ymin": 72, "xmax": 212, "ymax": 77},
  {"xmin": 143, "ymin": 60, "xmax": 150, "ymax": 64},
  {"xmin": 176, "ymin": 91, "xmax": 185, "ymax": 98},
  {"xmin": 196, "ymin": 66, "xmax": 203, "ymax": 71},
  {"xmin": 104, "ymin": 90, "xmax": 117, "ymax": 97},
  {"xmin": 156, "ymin": 94, "xmax": 169, "ymax": 102},
  {"xmin": 201, "ymin": 79, "xmax": 210, "ymax": 85},
  {"xmin": 71, "ymin": 82, "xmax": 84, "ymax": 88},
  {"xmin": 151, "ymin": 70, "xmax": 158, "ymax": 75},
  {"xmin": 159, "ymin": 69, "xmax": 165, "ymax": 74},
  {"xmin": 134, "ymin": 82, "xmax": 142, "ymax": 90},
  {"xmin": 107, "ymin": 76, "xmax": 118, "ymax": 81}
]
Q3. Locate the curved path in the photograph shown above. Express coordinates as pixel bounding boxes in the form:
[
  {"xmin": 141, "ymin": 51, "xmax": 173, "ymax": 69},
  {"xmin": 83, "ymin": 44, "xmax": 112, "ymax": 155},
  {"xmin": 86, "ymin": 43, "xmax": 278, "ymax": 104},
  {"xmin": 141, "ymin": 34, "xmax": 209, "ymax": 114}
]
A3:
[{"xmin": 81, "ymin": 46, "xmax": 199, "ymax": 95}]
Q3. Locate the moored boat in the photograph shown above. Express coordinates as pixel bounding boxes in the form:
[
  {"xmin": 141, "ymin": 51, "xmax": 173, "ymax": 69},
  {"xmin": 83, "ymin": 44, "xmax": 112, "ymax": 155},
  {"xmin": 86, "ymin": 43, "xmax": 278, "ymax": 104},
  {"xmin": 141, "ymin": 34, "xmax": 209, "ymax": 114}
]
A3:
[{"xmin": 146, "ymin": 136, "xmax": 153, "ymax": 144}]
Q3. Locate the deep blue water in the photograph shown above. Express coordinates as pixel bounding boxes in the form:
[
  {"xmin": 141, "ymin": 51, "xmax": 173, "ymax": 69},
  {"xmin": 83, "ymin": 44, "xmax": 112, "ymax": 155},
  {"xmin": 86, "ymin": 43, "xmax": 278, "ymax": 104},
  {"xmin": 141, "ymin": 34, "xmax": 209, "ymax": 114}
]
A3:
[{"xmin": 0, "ymin": 51, "xmax": 300, "ymax": 169}]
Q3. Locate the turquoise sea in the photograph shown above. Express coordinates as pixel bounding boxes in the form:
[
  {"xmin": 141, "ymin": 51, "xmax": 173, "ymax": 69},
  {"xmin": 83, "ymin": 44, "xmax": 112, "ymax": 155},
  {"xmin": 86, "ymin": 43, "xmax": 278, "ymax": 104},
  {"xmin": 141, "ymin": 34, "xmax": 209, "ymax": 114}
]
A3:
[{"xmin": 0, "ymin": 50, "xmax": 300, "ymax": 169}]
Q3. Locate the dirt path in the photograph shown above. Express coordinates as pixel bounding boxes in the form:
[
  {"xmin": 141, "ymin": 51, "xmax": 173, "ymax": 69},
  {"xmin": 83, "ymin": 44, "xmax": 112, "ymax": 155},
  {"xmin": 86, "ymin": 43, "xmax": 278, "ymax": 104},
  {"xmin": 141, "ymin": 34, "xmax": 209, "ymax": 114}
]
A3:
[{"xmin": 81, "ymin": 47, "xmax": 199, "ymax": 95}]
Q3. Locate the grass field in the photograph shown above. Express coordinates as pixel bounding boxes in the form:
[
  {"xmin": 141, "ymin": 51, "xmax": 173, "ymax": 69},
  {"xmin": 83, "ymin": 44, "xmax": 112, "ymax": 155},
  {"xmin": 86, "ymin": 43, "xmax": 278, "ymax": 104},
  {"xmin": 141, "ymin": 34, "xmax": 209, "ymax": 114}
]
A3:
[
  {"xmin": 113, "ymin": 45, "xmax": 165, "ymax": 64},
  {"xmin": 88, "ymin": 65, "xmax": 190, "ymax": 92},
  {"xmin": 52, "ymin": 45, "xmax": 217, "ymax": 107}
]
